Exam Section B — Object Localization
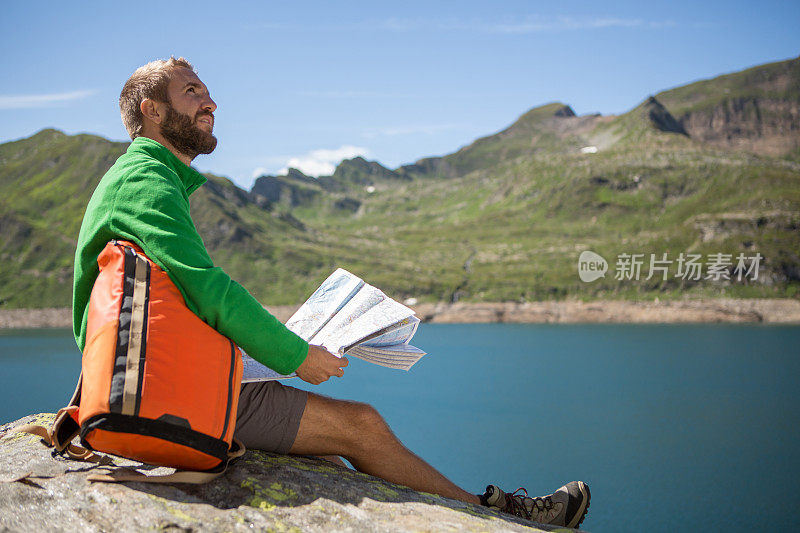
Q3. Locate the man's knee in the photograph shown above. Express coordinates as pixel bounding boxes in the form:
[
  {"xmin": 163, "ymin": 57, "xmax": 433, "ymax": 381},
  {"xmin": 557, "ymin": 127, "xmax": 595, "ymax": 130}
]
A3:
[
  {"xmin": 299, "ymin": 394, "xmax": 394, "ymax": 454},
  {"xmin": 350, "ymin": 402, "xmax": 386, "ymax": 430},
  {"xmin": 345, "ymin": 401, "xmax": 394, "ymax": 444}
]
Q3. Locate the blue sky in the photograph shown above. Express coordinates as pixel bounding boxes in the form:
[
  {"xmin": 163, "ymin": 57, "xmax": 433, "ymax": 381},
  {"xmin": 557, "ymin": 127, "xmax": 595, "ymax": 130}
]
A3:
[{"xmin": 1, "ymin": 1, "xmax": 798, "ymax": 189}]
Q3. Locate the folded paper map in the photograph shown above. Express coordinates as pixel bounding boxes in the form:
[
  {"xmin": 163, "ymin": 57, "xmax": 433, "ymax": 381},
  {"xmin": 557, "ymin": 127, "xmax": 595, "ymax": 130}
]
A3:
[{"xmin": 242, "ymin": 268, "xmax": 426, "ymax": 382}]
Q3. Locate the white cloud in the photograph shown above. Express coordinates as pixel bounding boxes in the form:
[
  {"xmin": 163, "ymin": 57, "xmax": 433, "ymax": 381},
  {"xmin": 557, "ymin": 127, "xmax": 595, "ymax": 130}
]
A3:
[
  {"xmin": 0, "ymin": 89, "xmax": 96, "ymax": 110},
  {"xmin": 254, "ymin": 145, "xmax": 370, "ymax": 178},
  {"xmin": 251, "ymin": 167, "xmax": 270, "ymax": 179}
]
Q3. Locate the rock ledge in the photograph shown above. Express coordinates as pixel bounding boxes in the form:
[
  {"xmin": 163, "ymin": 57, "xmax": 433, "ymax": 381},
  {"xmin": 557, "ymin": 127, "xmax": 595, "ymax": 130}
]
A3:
[{"xmin": 0, "ymin": 414, "xmax": 573, "ymax": 532}]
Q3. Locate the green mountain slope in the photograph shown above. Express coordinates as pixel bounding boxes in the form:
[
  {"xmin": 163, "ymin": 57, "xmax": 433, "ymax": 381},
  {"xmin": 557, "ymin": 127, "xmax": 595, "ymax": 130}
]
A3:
[
  {"xmin": 397, "ymin": 103, "xmax": 610, "ymax": 179},
  {"xmin": 0, "ymin": 130, "xmax": 335, "ymax": 307},
  {"xmin": 0, "ymin": 129, "xmax": 126, "ymax": 306},
  {"xmin": 1, "ymin": 57, "xmax": 799, "ymax": 309}
]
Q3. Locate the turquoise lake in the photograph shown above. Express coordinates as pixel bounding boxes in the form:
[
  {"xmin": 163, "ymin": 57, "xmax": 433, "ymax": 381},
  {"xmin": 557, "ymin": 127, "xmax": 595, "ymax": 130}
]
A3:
[{"xmin": 2, "ymin": 323, "xmax": 799, "ymax": 532}]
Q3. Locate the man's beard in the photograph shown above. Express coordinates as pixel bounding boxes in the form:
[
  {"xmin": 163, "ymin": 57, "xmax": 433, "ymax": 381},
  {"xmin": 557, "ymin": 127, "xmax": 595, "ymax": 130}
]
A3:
[{"xmin": 159, "ymin": 105, "xmax": 217, "ymax": 159}]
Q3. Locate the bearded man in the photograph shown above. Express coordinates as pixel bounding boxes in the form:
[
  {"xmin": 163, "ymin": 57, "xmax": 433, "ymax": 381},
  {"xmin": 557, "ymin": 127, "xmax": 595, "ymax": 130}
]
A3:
[{"xmin": 72, "ymin": 57, "xmax": 590, "ymax": 529}]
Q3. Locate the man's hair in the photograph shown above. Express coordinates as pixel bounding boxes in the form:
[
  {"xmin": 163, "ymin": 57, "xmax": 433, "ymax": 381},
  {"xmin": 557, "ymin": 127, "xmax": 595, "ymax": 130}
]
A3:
[{"xmin": 119, "ymin": 57, "xmax": 195, "ymax": 140}]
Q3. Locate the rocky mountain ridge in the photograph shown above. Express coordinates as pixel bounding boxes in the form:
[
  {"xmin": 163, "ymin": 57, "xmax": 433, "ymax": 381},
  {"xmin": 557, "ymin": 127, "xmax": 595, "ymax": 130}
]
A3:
[{"xmin": 655, "ymin": 55, "xmax": 800, "ymax": 155}]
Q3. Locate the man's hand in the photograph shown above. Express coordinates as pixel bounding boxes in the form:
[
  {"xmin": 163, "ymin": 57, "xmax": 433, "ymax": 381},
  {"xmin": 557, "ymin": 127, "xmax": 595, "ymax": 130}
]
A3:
[{"xmin": 295, "ymin": 345, "xmax": 349, "ymax": 385}]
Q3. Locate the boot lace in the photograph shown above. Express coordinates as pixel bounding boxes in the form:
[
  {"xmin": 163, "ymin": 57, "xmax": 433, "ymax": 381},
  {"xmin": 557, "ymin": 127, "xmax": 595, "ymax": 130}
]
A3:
[{"xmin": 503, "ymin": 488, "xmax": 554, "ymax": 522}]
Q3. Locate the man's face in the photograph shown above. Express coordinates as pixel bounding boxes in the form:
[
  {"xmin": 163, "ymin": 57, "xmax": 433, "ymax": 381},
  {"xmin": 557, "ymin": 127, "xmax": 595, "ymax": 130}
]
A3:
[{"xmin": 159, "ymin": 68, "xmax": 217, "ymax": 159}]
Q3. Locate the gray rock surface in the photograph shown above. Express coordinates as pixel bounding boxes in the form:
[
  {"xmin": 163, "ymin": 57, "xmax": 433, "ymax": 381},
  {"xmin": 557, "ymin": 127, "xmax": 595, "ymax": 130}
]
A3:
[{"xmin": 1, "ymin": 414, "xmax": 572, "ymax": 532}]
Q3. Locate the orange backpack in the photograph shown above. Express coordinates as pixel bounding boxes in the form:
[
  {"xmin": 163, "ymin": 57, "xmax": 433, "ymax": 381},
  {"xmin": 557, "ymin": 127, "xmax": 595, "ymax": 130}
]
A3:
[{"xmin": 18, "ymin": 240, "xmax": 244, "ymax": 483}]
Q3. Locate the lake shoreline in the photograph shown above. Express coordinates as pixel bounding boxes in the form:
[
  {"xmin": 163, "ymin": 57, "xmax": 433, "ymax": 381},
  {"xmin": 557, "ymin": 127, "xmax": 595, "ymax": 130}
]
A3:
[{"xmin": 2, "ymin": 298, "xmax": 799, "ymax": 329}]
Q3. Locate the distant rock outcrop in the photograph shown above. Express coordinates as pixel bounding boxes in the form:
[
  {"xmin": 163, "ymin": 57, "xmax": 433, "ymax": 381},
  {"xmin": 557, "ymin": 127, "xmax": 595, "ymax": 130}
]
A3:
[
  {"xmin": 641, "ymin": 96, "xmax": 688, "ymax": 135},
  {"xmin": 320, "ymin": 156, "xmax": 409, "ymax": 193},
  {"xmin": 397, "ymin": 156, "xmax": 453, "ymax": 179},
  {"xmin": 674, "ymin": 97, "xmax": 800, "ymax": 154},
  {"xmin": 252, "ymin": 157, "xmax": 406, "ymax": 210},
  {"xmin": 251, "ymin": 168, "xmax": 322, "ymax": 208},
  {"xmin": 655, "ymin": 55, "xmax": 800, "ymax": 155},
  {"xmin": 0, "ymin": 414, "xmax": 556, "ymax": 532},
  {"xmin": 553, "ymin": 105, "xmax": 577, "ymax": 118}
]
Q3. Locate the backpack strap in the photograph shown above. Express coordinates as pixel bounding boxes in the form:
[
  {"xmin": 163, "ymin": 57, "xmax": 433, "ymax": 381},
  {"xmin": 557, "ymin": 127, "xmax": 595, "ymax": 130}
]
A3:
[
  {"xmin": 13, "ymin": 373, "xmax": 112, "ymax": 465},
  {"xmin": 86, "ymin": 438, "xmax": 246, "ymax": 484},
  {"xmin": 51, "ymin": 372, "xmax": 83, "ymax": 453}
]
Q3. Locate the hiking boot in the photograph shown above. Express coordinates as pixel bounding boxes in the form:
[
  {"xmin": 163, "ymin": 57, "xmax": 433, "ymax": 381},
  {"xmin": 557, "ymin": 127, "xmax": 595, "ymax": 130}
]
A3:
[{"xmin": 482, "ymin": 481, "xmax": 590, "ymax": 528}]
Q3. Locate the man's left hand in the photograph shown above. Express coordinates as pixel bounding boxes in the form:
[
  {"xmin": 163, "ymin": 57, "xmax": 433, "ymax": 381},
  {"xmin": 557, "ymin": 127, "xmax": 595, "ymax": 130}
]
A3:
[{"xmin": 295, "ymin": 345, "xmax": 349, "ymax": 385}]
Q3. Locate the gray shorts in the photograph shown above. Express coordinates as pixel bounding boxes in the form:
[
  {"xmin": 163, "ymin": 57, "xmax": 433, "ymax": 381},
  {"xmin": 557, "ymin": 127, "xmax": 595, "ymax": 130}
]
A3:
[{"xmin": 234, "ymin": 380, "xmax": 308, "ymax": 454}]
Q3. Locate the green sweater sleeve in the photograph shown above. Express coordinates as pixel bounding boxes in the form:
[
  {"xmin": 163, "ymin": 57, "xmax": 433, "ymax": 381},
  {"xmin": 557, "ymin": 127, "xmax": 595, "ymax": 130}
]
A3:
[{"xmin": 108, "ymin": 160, "xmax": 308, "ymax": 375}]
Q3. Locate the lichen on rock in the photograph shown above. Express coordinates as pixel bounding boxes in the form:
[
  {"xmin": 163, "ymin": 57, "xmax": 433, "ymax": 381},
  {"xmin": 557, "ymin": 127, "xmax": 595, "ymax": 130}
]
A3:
[{"xmin": 0, "ymin": 413, "xmax": 572, "ymax": 532}]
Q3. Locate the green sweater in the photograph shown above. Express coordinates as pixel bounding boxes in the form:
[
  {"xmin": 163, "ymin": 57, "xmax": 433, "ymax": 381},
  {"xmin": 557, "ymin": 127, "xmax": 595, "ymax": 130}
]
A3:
[{"xmin": 72, "ymin": 136, "xmax": 308, "ymax": 375}]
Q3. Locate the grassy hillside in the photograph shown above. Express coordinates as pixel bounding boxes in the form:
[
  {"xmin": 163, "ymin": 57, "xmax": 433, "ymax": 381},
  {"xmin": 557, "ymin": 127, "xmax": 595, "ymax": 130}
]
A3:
[
  {"xmin": 0, "ymin": 130, "xmax": 126, "ymax": 307},
  {"xmin": 0, "ymin": 130, "xmax": 336, "ymax": 307},
  {"xmin": 1, "ymin": 57, "xmax": 799, "ymax": 309},
  {"xmin": 305, "ymin": 139, "xmax": 799, "ymax": 303}
]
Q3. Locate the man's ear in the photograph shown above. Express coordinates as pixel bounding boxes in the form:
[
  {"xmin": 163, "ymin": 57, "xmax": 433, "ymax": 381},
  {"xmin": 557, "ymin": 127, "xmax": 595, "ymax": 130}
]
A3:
[{"xmin": 140, "ymin": 98, "xmax": 164, "ymax": 125}]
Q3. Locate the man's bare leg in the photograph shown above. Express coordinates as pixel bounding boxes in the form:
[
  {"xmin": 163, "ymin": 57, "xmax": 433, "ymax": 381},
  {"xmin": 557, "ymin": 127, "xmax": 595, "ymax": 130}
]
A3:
[{"xmin": 289, "ymin": 392, "xmax": 481, "ymax": 505}]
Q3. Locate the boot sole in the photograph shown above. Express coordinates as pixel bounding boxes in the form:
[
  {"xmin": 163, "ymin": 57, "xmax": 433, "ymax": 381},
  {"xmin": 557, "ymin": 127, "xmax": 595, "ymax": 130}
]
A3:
[{"xmin": 566, "ymin": 481, "xmax": 590, "ymax": 529}]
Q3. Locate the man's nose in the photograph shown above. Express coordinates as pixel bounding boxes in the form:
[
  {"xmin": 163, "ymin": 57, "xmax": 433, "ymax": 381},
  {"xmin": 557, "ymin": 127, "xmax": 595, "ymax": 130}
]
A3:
[{"xmin": 202, "ymin": 96, "xmax": 217, "ymax": 113}]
